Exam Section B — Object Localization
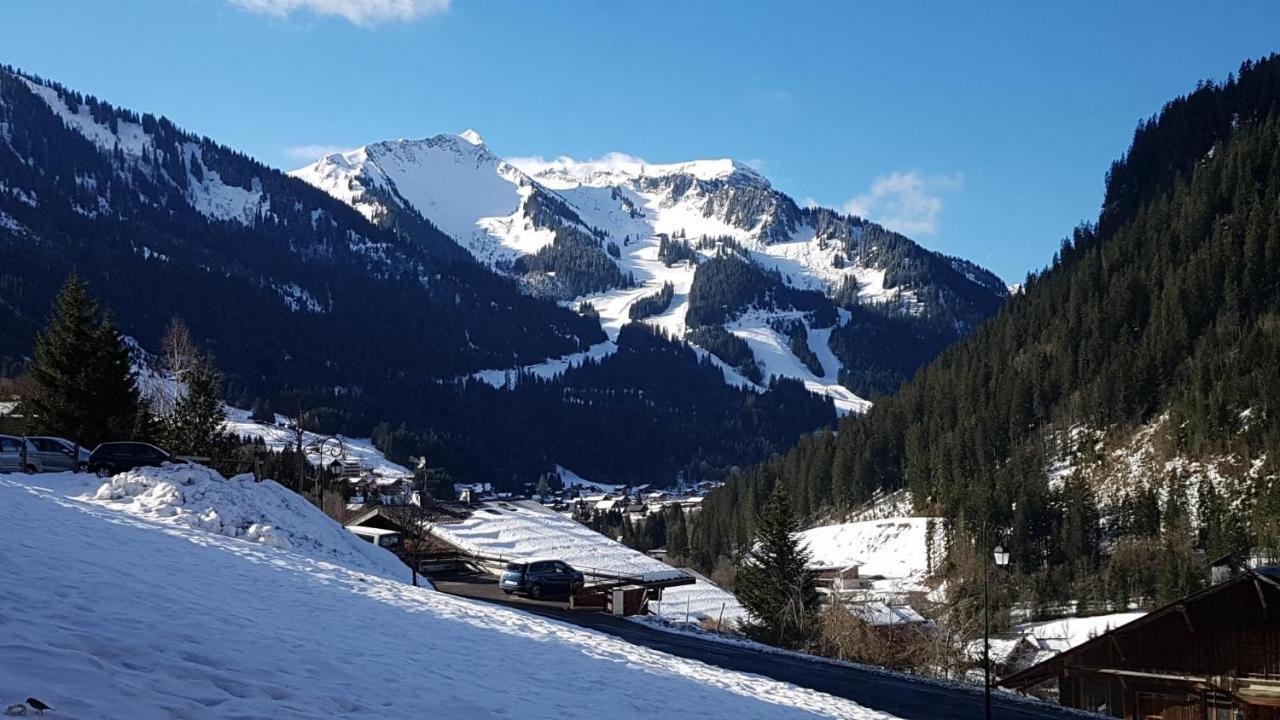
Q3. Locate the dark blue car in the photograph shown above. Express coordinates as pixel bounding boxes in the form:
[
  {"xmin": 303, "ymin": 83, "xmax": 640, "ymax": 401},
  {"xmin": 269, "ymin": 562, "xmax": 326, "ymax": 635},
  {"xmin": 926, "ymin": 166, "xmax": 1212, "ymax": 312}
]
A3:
[{"xmin": 499, "ymin": 559, "xmax": 585, "ymax": 599}]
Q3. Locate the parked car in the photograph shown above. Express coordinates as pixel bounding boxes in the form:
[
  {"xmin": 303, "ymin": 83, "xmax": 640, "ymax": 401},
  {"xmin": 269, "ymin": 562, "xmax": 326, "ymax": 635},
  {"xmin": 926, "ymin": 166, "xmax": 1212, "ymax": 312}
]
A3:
[
  {"xmin": 27, "ymin": 436, "xmax": 91, "ymax": 472},
  {"xmin": 499, "ymin": 559, "xmax": 585, "ymax": 599},
  {"xmin": 87, "ymin": 442, "xmax": 183, "ymax": 477},
  {"xmin": 0, "ymin": 434, "xmax": 41, "ymax": 473}
]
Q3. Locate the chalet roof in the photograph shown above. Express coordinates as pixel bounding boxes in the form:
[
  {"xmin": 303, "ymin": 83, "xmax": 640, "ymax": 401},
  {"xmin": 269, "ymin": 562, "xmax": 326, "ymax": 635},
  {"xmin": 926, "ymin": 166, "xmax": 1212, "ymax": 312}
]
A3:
[
  {"xmin": 1000, "ymin": 566, "xmax": 1280, "ymax": 689},
  {"xmin": 812, "ymin": 562, "xmax": 864, "ymax": 573}
]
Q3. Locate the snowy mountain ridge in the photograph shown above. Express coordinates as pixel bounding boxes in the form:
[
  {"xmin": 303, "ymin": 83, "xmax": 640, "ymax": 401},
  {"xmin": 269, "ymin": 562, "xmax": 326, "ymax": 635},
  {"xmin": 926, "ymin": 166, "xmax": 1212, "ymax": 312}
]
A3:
[
  {"xmin": 293, "ymin": 131, "xmax": 1007, "ymax": 412},
  {"xmin": 517, "ymin": 152, "xmax": 770, "ymax": 189}
]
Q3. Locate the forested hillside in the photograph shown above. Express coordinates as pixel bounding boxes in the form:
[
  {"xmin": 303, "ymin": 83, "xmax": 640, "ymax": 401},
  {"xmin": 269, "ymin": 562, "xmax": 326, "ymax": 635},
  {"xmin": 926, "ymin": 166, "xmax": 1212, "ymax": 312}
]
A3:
[
  {"xmin": 0, "ymin": 65, "xmax": 835, "ymax": 489},
  {"xmin": 690, "ymin": 56, "xmax": 1280, "ymax": 609}
]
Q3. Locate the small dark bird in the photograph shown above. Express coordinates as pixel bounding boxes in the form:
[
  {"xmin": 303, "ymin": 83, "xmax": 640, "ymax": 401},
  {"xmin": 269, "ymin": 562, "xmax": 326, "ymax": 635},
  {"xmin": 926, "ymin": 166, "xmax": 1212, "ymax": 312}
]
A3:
[{"xmin": 25, "ymin": 698, "xmax": 50, "ymax": 716}]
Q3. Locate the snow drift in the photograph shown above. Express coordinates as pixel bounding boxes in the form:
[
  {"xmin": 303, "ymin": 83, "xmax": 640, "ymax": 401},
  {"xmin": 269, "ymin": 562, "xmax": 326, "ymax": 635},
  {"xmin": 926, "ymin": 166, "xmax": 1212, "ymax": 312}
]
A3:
[{"xmin": 89, "ymin": 464, "xmax": 409, "ymax": 579}]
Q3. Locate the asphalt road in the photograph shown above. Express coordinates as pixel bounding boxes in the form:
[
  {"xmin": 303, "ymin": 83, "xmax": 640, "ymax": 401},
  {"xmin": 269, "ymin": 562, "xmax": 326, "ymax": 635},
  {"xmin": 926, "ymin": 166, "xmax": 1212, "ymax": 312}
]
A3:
[{"xmin": 429, "ymin": 570, "xmax": 1091, "ymax": 720}]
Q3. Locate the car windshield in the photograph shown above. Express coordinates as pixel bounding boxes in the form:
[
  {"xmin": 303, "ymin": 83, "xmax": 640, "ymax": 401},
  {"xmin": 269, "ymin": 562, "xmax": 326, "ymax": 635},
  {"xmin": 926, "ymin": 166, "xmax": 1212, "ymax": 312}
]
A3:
[{"xmin": 503, "ymin": 563, "xmax": 527, "ymax": 573}]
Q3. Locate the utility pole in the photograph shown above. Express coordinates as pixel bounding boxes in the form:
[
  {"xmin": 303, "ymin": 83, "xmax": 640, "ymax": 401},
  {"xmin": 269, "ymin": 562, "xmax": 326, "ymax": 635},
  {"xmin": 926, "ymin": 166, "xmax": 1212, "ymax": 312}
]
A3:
[{"xmin": 983, "ymin": 517, "xmax": 992, "ymax": 720}]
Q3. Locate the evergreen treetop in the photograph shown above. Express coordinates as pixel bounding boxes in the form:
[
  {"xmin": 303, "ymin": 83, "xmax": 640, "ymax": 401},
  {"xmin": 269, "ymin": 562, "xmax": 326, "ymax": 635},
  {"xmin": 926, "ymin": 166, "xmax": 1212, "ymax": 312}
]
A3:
[{"xmin": 30, "ymin": 274, "xmax": 143, "ymax": 447}]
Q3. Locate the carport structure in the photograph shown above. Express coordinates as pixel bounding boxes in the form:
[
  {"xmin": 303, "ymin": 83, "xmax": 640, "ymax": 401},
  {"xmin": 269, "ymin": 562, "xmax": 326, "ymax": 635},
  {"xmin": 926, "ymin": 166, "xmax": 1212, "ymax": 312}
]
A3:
[
  {"xmin": 413, "ymin": 498, "xmax": 698, "ymax": 615},
  {"xmin": 419, "ymin": 546, "xmax": 694, "ymax": 615}
]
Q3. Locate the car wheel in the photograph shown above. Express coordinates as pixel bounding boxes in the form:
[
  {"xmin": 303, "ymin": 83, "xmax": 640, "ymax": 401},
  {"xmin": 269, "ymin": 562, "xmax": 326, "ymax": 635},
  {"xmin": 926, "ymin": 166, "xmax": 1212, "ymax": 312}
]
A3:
[
  {"xmin": 95, "ymin": 466, "xmax": 113, "ymax": 478},
  {"xmin": 502, "ymin": 589, "xmax": 513, "ymax": 596},
  {"xmin": 24, "ymin": 464, "xmax": 38, "ymax": 474},
  {"xmin": 529, "ymin": 584, "xmax": 542, "ymax": 600}
]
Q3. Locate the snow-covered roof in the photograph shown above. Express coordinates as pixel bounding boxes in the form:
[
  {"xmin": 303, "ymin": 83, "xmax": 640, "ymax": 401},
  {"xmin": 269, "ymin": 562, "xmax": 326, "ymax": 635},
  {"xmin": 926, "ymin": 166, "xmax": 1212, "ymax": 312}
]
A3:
[
  {"xmin": 426, "ymin": 500, "xmax": 744, "ymax": 625},
  {"xmin": 848, "ymin": 601, "xmax": 929, "ymax": 627},
  {"xmin": 814, "ymin": 562, "xmax": 864, "ymax": 572},
  {"xmin": 348, "ymin": 526, "xmax": 400, "ymax": 538}
]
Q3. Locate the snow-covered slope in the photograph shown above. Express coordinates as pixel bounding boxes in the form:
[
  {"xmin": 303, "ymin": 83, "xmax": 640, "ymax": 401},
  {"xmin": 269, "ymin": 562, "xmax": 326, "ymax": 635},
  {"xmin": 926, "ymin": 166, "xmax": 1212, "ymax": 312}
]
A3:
[
  {"xmin": 1, "ymin": 470, "xmax": 894, "ymax": 719},
  {"xmin": 292, "ymin": 131, "xmax": 553, "ymax": 267},
  {"xmin": 292, "ymin": 134, "xmax": 1005, "ymax": 415},
  {"xmin": 1014, "ymin": 612, "xmax": 1146, "ymax": 651},
  {"xmin": 224, "ymin": 407, "xmax": 412, "ymax": 484},
  {"xmin": 428, "ymin": 499, "xmax": 746, "ymax": 625},
  {"xmin": 798, "ymin": 517, "xmax": 942, "ymax": 594},
  {"xmin": 21, "ymin": 77, "xmax": 271, "ymax": 226}
]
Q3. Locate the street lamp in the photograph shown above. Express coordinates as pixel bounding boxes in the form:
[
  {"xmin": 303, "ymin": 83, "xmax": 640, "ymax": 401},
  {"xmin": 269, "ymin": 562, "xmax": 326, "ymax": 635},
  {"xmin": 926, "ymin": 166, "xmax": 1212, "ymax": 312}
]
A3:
[{"xmin": 984, "ymin": 540, "xmax": 1010, "ymax": 720}]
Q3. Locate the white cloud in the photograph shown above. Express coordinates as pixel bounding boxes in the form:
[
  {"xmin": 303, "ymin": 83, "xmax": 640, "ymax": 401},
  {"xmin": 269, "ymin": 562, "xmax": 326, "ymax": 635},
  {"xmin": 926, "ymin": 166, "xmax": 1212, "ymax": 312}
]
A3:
[
  {"xmin": 229, "ymin": 0, "xmax": 451, "ymax": 26},
  {"xmin": 840, "ymin": 170, "xmax": 963, "ymax": 237},
  {"xmin": 506, "ymin": 152, "xmax": 647, "ymax": 176},
  {"xmin": 283, "ymin": 144, "xmax": 348, "ymax": 162}
]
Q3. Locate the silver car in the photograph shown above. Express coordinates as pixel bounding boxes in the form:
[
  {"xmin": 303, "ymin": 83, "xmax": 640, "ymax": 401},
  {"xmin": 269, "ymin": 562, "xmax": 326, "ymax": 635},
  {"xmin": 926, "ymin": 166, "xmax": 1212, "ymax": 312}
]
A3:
[
  {"xmin": 28, "ymin": 436, "xmax": 90, "ymax": 472},
  {"xmin": 0, "ymin": 434, "xmax": 41, "ymax": 473}
]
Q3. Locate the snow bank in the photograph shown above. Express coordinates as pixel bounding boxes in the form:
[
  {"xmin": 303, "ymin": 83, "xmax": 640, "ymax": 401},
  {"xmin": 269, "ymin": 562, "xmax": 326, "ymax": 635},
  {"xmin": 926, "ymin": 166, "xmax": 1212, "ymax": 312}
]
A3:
[
  {"xmin": 0, "ymin": 474, "xmax": 894, "ymax": 720},
  {"xmin": 89, "ymin": 464, "xmax": 408, "ymax": 580},
  {"xmin": 430, "ymin": 500, "xmax": 746, "ymax": 624}
]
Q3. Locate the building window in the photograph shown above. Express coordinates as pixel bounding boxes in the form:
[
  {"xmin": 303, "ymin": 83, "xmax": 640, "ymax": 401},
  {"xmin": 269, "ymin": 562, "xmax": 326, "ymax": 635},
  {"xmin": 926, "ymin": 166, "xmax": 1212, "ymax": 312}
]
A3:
[{"xmin": 1202, "ymin": 690, "xmax": 1234, "ymax": 720}]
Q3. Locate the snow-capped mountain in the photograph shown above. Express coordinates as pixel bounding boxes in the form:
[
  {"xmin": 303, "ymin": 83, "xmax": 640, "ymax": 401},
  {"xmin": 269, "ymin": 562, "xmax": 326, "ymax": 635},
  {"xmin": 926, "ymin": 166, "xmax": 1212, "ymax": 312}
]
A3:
[
  {"xmin": 0, "ymin": 67, "xmax": 604, "ymax": 397},
  {"xmin": 294, "ymin": 133, "xmax": 1007, "ymax": 412}
]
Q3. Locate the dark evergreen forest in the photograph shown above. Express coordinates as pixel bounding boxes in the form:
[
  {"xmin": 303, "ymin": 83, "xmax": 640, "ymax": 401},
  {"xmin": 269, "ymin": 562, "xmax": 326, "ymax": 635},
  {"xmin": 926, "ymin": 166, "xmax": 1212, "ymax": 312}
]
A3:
[{"xmin": 690, "ymin": 56, "xmax": 1280, "ymax": 610}]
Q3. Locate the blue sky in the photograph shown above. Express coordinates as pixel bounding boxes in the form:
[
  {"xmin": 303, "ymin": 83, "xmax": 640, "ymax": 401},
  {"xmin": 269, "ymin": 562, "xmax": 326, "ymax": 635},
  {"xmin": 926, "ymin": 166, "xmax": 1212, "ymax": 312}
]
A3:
[{"xmin": 3, "ymin": 1, "xmax": 1278, "ymax": 281}]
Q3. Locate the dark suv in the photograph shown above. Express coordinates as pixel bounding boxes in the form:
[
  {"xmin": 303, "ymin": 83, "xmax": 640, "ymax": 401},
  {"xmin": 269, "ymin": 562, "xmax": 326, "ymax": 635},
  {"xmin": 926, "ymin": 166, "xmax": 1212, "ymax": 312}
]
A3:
[
  {"xmin": 499, "ymin": 560, "xmax": 585, "ymax": 599},
  {"xmin": 88, "ymin": 442, "xmax": 182, "ymax": 477}
]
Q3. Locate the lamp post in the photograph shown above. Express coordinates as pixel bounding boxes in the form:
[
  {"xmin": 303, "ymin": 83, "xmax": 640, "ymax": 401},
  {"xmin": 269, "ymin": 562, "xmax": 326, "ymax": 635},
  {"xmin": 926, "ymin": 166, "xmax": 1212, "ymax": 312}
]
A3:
[{"xmin": 984, "ymin": 537, "xmax": 1011, "ymax": 720}]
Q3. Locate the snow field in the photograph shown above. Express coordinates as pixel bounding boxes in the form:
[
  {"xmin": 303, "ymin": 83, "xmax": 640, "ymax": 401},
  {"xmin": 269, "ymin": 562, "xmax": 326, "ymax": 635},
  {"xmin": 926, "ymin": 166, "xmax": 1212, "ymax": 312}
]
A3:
[
  {"xmin": 798, "ymin": 517, "xmax": 940, "ymax": 594},
  {"xmin": 0, "ymin": 471, "xmax": 895, "ymax": 719}
]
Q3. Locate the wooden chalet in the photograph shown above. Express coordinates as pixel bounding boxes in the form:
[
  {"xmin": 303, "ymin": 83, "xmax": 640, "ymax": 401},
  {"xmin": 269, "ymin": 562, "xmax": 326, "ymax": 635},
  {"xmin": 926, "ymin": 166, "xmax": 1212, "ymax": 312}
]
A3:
[{"xmin": 1000, "ymin": 566, "xmax": 1280, "ymax": 719}]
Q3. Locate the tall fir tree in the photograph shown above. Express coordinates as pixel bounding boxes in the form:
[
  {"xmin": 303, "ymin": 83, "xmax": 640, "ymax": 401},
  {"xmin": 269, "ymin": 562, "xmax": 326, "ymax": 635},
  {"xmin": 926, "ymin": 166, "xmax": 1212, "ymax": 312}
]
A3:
[
  {"xmin": 735, "ymin": 485, "xmax": 819, "ymax": 646},
  {"xmin": 30, "ymin": 274, "xmax": 143, "ymax": 447},
  {"xmin": 157, "ymin": 319, "xmax": 227, "ymax": 458},
  {"xmin": 165, "ymin": 356, "xmax": 227, "ymax": 458}
]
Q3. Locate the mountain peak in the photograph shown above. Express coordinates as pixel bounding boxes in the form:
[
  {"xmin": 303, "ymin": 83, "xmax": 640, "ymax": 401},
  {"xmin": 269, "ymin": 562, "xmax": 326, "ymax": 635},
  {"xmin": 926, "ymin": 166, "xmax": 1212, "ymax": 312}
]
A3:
[{"xmin": 459, "ymin": 128, "xmax": 485, "ymax": 146}]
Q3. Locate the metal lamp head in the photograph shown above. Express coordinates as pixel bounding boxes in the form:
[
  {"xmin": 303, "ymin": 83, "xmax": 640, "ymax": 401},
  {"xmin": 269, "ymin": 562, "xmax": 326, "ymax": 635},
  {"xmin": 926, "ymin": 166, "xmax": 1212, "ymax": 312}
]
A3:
[{"xmin": 993, "ymin": 545, "xmax": 1009, "ymax": 566}]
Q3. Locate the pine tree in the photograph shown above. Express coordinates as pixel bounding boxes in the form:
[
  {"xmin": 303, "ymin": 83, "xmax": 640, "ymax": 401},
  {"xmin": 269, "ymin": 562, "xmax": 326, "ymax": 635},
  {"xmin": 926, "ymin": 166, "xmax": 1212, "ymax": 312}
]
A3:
[
  {"xmin": 667, "ymin": 507, "xmax": 689, "ymax": 559},
  {"xmin": 735, "ymin": 485, "xmax": 819, "ymax": 646},
  {"xmin": 157, "ymin": 318, "xmax": 227, "ymax": 458},
  {"xmin": 30, "ymin": 275, "xmax": 142, "ymax": 447},
  {"xmin": 250, "ymin": 397, "xmax": 274, "ymax": 424},
  {"xmin": 1157, "ymin": 473, "xmax": 1202, "ymax": 603},
  {"xmin": 166, "ymin": 355, "xmax": 226, "ymax": 458}
]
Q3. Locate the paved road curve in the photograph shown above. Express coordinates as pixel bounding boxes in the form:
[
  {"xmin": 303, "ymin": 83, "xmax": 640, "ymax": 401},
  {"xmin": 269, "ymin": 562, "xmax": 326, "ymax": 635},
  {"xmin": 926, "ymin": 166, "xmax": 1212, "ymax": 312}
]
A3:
[{"xmin": 430, "ymin": 571, "xmax": 1093, "ymax": 720}]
